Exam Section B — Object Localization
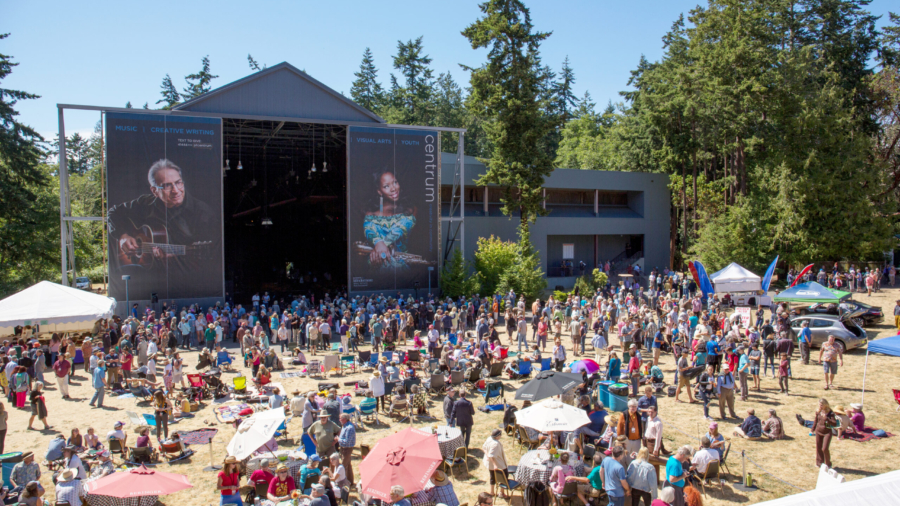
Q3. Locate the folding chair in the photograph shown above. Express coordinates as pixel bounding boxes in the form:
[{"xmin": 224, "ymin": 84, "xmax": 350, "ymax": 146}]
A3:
[
  {"xmin": 426, "ymin": 358, "xmax": 440, "ymax": 373},
  {"xmin": 517, "ymin": 361, "xmax": 533, "ymax": 380},
  {"xmin": 450, "ymin": 370, "xmax": 465, "ymax": 390},
  {"xmin": 159, "ymin": 441, "xmax": 193, "ymax": 463},
  {"xmin": 443, "ymin": 446, "xmax": 468, "ymax": 479},
  {"xmin": 129, "ymin": 384, "xmax": 153, "ymax": 404},
  {"xmin": 232, "ymin": 375, "xmax": 247, "ymax": 394},
  {"xmin": 358, "ymin": 397, "xmax": 379, "ymax": 424},
  {"xmin": 367, "ymin": 353, "xmax": 379, "ymax": 368},
  {"xmin": 254, "ymin": 482, "xmax": 269, "ymax": 501},
  {"xmin": 126, "ymin": 411, "xmax": 146, "ymax": 429},
  {"xmin": 583, "ymin": 444, "xmax": 596, "ymax": 465},
  {"xmin": 108, "ymin": 437, "xmax": 125, "ymax": 457},
  {"xmin": 322, "ymin": 355, "xmax": 340, "ymax": 377},
  {"xmin": 388, "ymin": 397, "xmax": 409, "ymax": 421},
  {"xmin": 465, "ymin": 367, "xmax": 482, "ymax": 388},
  {"xmin": 307, "ymin": 360, "xmax": 324, "ymax": 377},
  {"xmin": 340, "ymin": 486, "xmax": 351, "ymax": 505},
  {"xmin": 719, "ymin": 442, "xmax": 732, "ymax": 477},
  {"xmin": 449, "ymin": 333, "xmax": 458, "ymax": 345},
  {"xmin": 489, "ymin": 362, "xmax": 504, "ymax": 377},
  {"xmin": 482, "ymin": 381, "xmax": 504, "ymax": 405},
  {"xmin": 340, "ymin": 355, "xmax": 356, "ymax": 375},
  {"xmin": 495, "ymin": 469, "xmax": 524, "ymax": 505},
  {"xmin": 129, "ymin": 446, "xmax": 157, "ymax": 464},
  {"xmin": 303, "ymin": 474, "xmax": 320, "ymax": 495},
  {"xmin": 407, "ymin": 349, "xmax": 421, "ymax": 364},
  {"xmin": 383, "ymin": 351, "xmax": 394, "ymax": 363},
  {"xmin": 358, "ymin": 351, "xmax": 373, "ymax": 369},
  {"xmin": 699, "ymin": 460, "xmax": 723, "ymax": 497},
  {"xmin": 427, "ymin": 373, "xmax": 446, "ymax": 395},
  {"xmin": 540, "ymin": 358, "xmax": 552, "ymax": 371},
  {"xmin": 403, "ymin": 378, "xmax": 422, "ymax": 394},
  {"xmin": 331, "ymin": 342, "xmax": 341, "ymax": 352}
]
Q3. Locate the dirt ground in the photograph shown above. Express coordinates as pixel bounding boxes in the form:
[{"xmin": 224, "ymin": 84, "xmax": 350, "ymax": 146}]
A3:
[{"xmin": 6, "ymin": 287, "xmax": 900, "ymax": 506}]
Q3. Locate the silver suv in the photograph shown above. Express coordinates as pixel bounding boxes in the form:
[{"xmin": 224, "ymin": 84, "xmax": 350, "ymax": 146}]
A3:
[
  {"xmin": 74, "ymin": 276, "xmax": 92, "ymax": 291},
  {"xmin": 788, "ymin": 314, "xmax": 867, "ymax": 354}
]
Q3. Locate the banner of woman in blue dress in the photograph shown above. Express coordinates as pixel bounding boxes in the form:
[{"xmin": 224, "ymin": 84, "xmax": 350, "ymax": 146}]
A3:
[{"xmin": 348, "ymin": 126, "xmax": 439, "ymax": 292}]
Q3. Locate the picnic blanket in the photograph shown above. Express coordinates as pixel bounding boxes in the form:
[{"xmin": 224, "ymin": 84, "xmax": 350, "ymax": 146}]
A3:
[
  {"xmin": 175, "ymin": 428, "xmax": 219, "ymax": 446},
  {"xmin": 841, "ymin": 427, "xmax": 894, "ymax": 442},
  {"xmin": 249, "ymin": 382, "xmax": 285, "ymax": 397},
  {"xmin": 280, "ymin": 372, "xmax": 304, "ymax": 379},
  {"xmin": 215, "ymin": 404, "xmax": 252, "ymax": 422}
]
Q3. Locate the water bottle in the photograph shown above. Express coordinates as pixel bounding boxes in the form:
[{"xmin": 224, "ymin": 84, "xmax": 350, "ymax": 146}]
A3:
[{"xmin": 254, "ymin": 497, "xmax": 261, "ymax": 506}]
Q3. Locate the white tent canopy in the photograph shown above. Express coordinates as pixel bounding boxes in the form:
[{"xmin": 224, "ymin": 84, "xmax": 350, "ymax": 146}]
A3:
[
  {"xmin": 0, "ymin": 281, "xmax": 116, "ymax": 335},
  {"xmin": 710, "ymin": 262, "xmax": 762, "ymax": 293},
  {"xmin": 752, "ymin": 469, "xmax": 900, "ymax": 506}
]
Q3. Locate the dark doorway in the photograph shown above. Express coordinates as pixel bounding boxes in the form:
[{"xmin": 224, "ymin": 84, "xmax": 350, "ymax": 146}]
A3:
[{"xmin": 222, "ymin": 119, "xmax": 347, "ymax": 302}]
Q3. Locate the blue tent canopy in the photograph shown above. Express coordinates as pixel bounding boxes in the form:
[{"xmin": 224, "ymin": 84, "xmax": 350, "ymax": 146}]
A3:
[
  {"xmin": 868, "ymin": 335, "xmax": 900, "ymax": 356},
  {"xmin": 773, "ymin": 281, "xmax": 850, "ymax": 303}
]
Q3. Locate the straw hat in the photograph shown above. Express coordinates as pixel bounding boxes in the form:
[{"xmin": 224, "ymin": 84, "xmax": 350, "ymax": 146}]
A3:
[
  {"xmin": 834, "ymin": 405, "xmax": 846, "ymax": 415},
  {"xmin": 59, "ymin": 469, "xmax": 77, "ymax": 482},
  {"xmin": 605, "ymin": 412, "xmax": 620, "ymax": 427},
  {"xmin": 277, "ymin": 464, "xmax": 288, "ymax": 472},
  {"xmin": 379, "ymin": 356, "xmax": 388, "ymax": 363},
  {"xmin": 224, "ymin": 456, "xmax": 238, "ymax": 465},
  {"xmin": 432, "ymin": 470, "xmax": 450, "ymax": 486},
  {"xmin": 372, "ymin": 370, "xmax": 381, "ymax": 377}
]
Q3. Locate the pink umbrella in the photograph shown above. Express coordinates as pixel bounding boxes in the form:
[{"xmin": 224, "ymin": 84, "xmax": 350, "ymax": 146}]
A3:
[
  {"xmin": 359, "ymin": 427, "xmax": 442, "ymax": 501},
  {"xmin": 84, "ymin": 465, "xmax": 193, "ymax": 498},
  {"xmin": 570, "ymin": 359, "xmax": 600, "ymax": 374}
]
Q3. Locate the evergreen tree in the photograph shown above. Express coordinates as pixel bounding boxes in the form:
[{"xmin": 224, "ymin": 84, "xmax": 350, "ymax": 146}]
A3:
[
  {"xmin": 156, "ymin": 74, "xmax": 181, "ymax": 109},
  {"xmin": 553, "ymin": 56, "xmax": 579, "ymax": 124},
  {"xmin": 462, "ymin": 0, "xmax": 554, "ymax": 226},
  {"xmin": 125, "ymin": 101, "xmax": 132, "ymax": 108},
  {"xmin": 350, "ymin": 47, "xmax": 384, "ymax": 113},
  {"xmin": 183, "ymin": 55, "xmax": 218, "ymax": 100},
  {"xmin": 498, "ymin": 224, "xmax": 547, "ymax": 301},
  {"xmin": 441, "ymin": 248, "xmax": 481, "ymax": 298},
  {"xmin": 385, "ymin": 37, "xmax": 435, "ymax": 125},
  {"xmin": 247, "ymin": 54, "xmax": 262, "ymax": 72},
  {"xmin": 432, "ymin": 72, "xmax": 465, "ymax": 153}
]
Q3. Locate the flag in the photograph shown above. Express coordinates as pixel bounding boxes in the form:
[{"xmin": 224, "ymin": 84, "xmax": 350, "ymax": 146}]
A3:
[
  {"xmin": 687, "ymin": 262, "xmax": 701, "ymax": 286},
  {"xmin": 791, "ymin": 264, "xmax": 814, "ymax": 288},
  {"xmin": 694, "ymin": 261, "xmax": 715, "ymax": 296},
  {"xmin": 761, "ymin": 256, "xmax": 779, "ymax": 292}
]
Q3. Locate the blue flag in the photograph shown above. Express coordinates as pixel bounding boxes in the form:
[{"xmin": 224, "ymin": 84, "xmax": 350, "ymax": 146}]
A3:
[
  {"xmin": 693, "ymin": 261, "xmax": 715, "ymax": 297},
  {"xmin": 761, "ymin": 256, "xmax": 778, "ymax": 293}
]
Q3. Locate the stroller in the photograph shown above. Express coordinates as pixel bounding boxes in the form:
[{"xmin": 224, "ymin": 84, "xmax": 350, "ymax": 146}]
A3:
[{"xmin": 203, "ymin": 369, "xmax": 230, "ymax": 399}]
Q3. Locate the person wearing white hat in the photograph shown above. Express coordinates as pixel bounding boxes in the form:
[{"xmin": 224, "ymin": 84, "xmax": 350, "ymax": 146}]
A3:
[
  {"xmin": 55, "ymin": 469, "xmax": 83, "ymax": 506},
  {"xmin": 90, "ymin": 450, "xmax": 114, "ymax": 478}
]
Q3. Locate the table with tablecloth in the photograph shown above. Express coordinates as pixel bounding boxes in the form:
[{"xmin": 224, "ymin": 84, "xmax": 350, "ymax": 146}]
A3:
[
  {"xmin": 514, "ymin": 449, "xmax": 586, "ymax": 486},
  {"xmin": 246, "ymin": 450, "xmax": 308, "ymax": 487},
  {"xmin": 435, "ymin": 426, "xmax": 464, "ymax": 458},
  {"xmin": 82, "ymin": 475, "xmax": 157, "ymax": 506},
  {"xmin": 261, "ymin": 499, "xmax": 311, "ymax": 506}
]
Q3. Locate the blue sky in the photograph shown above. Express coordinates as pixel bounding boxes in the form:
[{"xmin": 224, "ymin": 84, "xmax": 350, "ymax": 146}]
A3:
[{"xmin": 4, "ymin": 0, "xmax": 897, "ymax": 139}]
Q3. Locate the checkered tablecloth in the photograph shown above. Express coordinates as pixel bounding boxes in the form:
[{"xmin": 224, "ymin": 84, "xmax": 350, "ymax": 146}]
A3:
[
  {"xmin": 411, "ymin": 489, "xmax": 435, "ymax": 506},
  {"xmin": 435, "ymin": 426, "xmax": 464, "ymax": 458},
  {"xmin": 83, "ymin": 475, "xmax": 158, "ymax": 506},
  {"xmin": 514, "ymin": 449, "xmax": 586, "ymax": 486},
  {"xmin": 246, "ymin": 452, "xmax": 307, "ymax": 487}
]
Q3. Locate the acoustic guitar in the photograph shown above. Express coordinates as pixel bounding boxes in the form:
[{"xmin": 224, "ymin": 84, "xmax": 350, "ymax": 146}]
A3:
[{"xmin": 116, "ymin": 224, "xmax": 212, "ymax": 270}]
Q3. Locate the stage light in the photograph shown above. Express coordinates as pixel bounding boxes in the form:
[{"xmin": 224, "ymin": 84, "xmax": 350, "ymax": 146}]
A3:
[
  {"xmin": 323, "ymin": 161, "xmax": 328, "ymax": 173},
  {"xmin": 311, "ymin": 162, "xmax": 317, "ymax": 173},
  {"xmin": 224, "ymin": 159, "xmax": 230, "ymax": 171},
  {"xmin": 307, "ymin": 170, "xmax": 312, "ymax": 180},
  {"xmin": 237, "ymin": 161, "xmax": 243, "ymax": 170},
  {"xmin": 261, "ymin": 216, "xmax": 273, "ymax": 226},
  {"xmin": 251, "ymin": 178, "xmax": 257, "ymax": 186}
]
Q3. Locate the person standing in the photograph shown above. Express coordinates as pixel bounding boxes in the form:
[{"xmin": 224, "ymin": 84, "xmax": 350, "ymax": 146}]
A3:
[
  {"xmin": 716, "ymin": 368, "xmax": 738, "ymax": 419},
  {"xmin": 818, "ymin": 335, "xmax": 843, "ymax": 390},
  {"xmin": 443, "ymin": 388, "xmax": 457, "ymax": 426},
  {"xmin": 52, "ymin": 357, "xmax": 70, "ymax": 400},
  {"xmin": 797, "ymin": 321, "xmax": 812, "ymax": 365},
  {"xmin": 516, "ymin": 315, "xmax": 529, "ymax": 354},
  {"xmin": 617, "ymin": 399, "xmax": 644, "ymax": 458},
  {"xmin": 737, "ymin": 347, "xmax": 750, "ymax": 402},
  {"xmin": 482, "ymin": 429, "xmax": 509, "ymax": 498},
  {"xmin": 337, "ymin": 414, "xmax": 355, "ymax": 487},
  {"xmin": 450, "ymin": 391, "xmax": 475, "ymax": 449},
  {"xmin": 627, "ymin": 447, "xmax": 658, "ymax": 506},
  {"xmin": 0, "ymin": 403, "xmax": 6, "ymax": 454},
  {"xmin": 663, "ymin": 447, "xmax": 692, "ymax": 506},
  {"xmin": 813, "ymin": 398, "xmax": 837, "ymax": 468},
  {"xmin": 673, "ymin": 350, "xmax": 694, "ymax": 404},
  {"xmin": 89, "ymin": 360, "xmax": 107, "ymax": 408},
  {"xmin": 27, "ymin": 382, "xmax": 49, "ymax": 431},
  {"xmin": 308, "ymin": 412, "xmax": 340, "ymax": 458},
  {"xmin": 218, "ymin": 456, "xmax": 243, "ymax": 506},
  {"xmin": 599, "ymin": 445, "xmax": 630, "ymax": 506}
]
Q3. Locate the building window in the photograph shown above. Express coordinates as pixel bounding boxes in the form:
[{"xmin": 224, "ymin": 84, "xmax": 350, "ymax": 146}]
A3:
[{"xmin": 562, "ymin": 243, "xmax": 574, "ymax": 260}]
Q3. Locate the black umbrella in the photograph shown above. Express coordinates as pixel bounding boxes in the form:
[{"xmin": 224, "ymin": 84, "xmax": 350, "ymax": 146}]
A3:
[{"xmin": 514, "ymin": 370, "xmax": 584, "ymax": 402}]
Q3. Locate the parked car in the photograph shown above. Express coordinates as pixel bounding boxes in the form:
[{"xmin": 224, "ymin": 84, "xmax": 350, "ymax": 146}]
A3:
[
  {"xmin": 796, "ymin": 301, "xmax": 884, "ymax": 327},
  {"xmin": 787, "ymin": 314, "xmax": 867, "ymax": 354},
  {"xmin": 74, "ymin": 276, "xmax": 92, "ymax": 291}
]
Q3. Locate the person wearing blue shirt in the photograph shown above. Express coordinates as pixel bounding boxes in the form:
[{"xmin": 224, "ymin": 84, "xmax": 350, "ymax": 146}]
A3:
[
  {"xmin": 798, "ymin": 320, "xmax": 812, "ymax": 365},
  {"xmin": 89, "ymin": 360, "xmax": 107, "ymax": 408},
  {"xmin": 337, "ymin": 414, "xmax": 356, "ymax": 487},
  {"xmin": 587, "ymin": 402, "xmax": 608, "ymax": 434},
  {"xmin": 599, "ymin": 446, "xmax": 630, "ymax": 506},
  {"xmin": 706, "ymin": 338, "xmax": 721, "ymax": 373},
  {"xmin": 665, "ymin": 447, "xmax": 691, "ymax": 506},
  {"xmin": 737, "ymin": 347, "xmax": 750, "ymax": 401},
  {"xmin": 606, "ymin": 352, "xmax": 621, "ymax": 382}
]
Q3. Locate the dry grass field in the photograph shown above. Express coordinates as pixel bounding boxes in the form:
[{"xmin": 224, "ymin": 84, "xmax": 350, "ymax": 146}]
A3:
[{"xmin": 6, "ymin": 287, "xmax": 900, "ymax": 506}]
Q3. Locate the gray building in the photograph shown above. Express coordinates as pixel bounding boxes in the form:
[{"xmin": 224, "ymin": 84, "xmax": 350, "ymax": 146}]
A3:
[{"xmin": 441, "ymin": 154, "xmax": 670, "ymax": 290}]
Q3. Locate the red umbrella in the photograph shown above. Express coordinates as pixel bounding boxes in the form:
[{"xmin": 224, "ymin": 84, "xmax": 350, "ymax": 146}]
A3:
[
  {"xmin": 84, "ymin": 465, "xmax": 193, "ymax": 498},
  {"xmin": 359, "ymin": 427, "xmax": 442, "ymax": 501}
]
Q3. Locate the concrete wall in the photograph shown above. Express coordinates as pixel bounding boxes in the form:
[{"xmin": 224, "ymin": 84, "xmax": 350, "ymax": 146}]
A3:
[{"xmin": 440, "ymin": 153, "xmax": 671, "ymax": 283}]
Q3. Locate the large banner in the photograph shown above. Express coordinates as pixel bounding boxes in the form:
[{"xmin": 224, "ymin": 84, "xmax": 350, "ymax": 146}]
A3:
[
  {"xmin": 348, "ymin": 127, "xmax": 439, "ymax": 292},
  {"xmin": 106, "ymin": 113, "xmax": 223, "ymax": 302}
]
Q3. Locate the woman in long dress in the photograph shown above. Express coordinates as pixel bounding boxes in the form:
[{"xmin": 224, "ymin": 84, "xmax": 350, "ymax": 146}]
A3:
[{"xmin": 364, "ymin": 171, "xmax": 416, "ymax": 270}]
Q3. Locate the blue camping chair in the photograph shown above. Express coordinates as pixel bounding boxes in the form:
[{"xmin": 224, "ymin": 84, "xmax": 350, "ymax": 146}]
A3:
[
  {"xmin": 449, "ymin": 333, "xmax": 458, "ymax": 346},
  {"xmin": 383, "ymin": 351, "xmax": 394, "ymax": 363},
  {"xmin": 517, "ymin": 361, "xmax": 533, "ymax": 380},
  {"xmin": 216, "ymin": 350, "xmax": 234, "ymax": 369},
  {"xmin": 541, "ymin": 358, "xmax": 553, "ymax": 371},
  {"xmin": 367, "ymin": 353, "xmax": 379, "ymax": 368},
  {"xmin": 358, "ymin": 397, "xmax": 379, "ymax": 424},
  {"xmin": 481, "ymin": 381, "xmax": 504, "ymax": 404},
  {"xmin": 300, "ymin": 433, "xmax": 317, "ymax": 456}
]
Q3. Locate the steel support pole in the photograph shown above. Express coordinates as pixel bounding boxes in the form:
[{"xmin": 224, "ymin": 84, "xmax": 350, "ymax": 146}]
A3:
[
  {"xmin": 459, "ymin": 132, "xmax": 465, "ymax": 261},
  {"xmin": 58, "ymin": 108, "xmax": 69, "ymax": 286}
]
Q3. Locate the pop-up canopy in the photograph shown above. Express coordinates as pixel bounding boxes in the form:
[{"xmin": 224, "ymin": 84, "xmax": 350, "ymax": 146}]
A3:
[
  {"xmin": 0, "ymin": 281, "xmax": 116, "ymax": 335},
  {"xmin": 861, "ymin": 334, "xmax": 900, "ymax": 407},
  {"xmin": 773, "ymin": 282, "xmax": 850, "ymax": 304},
  {"xmin": 752, "ymin": 468, "xmax": 900, "ymax": 506},
  {"xmin": 710, "ymin": 262, "xmax": 761, "ymax": 293}
]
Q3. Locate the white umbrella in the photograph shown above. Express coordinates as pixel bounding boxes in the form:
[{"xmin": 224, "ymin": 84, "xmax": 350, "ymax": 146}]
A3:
[
  {"xmin": 514, "ymin": 398, "xmax": 591, "ymax": 432},
  {"xmin": 226, "ymin": 408, "xmax": 285, "ymax": 460}
]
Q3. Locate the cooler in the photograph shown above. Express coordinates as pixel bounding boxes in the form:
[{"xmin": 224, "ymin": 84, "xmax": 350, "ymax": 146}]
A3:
[
  {"xmin": 596, "ymin": 380, "xmax": 613, "ymax": 407},
  {"xmin": 0, "ymin": 452, "xmax": 23, "ymax": 488}
]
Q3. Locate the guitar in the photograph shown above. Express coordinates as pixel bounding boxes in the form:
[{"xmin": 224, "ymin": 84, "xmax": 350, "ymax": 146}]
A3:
[{"xmin": 116, "ymin": 224, "xmax": 212, "ymax": 270}]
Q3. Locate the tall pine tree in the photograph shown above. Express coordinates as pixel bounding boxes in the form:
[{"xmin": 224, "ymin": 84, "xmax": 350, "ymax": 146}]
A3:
[
  {"xmin": 183, "ymin": 55, "xmax": 218, "ymax": 100},
  {"xmin": 156, "ymin": 74, "xmax": 181, "ymax": 109},
  {"xmin": 350, "ymin": 48, "xmax": 384, "ymax": 114}
]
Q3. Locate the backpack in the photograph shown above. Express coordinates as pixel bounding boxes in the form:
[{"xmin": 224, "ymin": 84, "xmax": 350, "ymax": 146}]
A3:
[{"xmin": 525, "ymin": 481, "xmax": 550, "ymax": 506}]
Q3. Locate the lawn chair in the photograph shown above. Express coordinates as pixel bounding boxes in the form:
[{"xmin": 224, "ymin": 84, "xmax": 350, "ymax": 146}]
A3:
[
  {"xmin": 443, "ymin": 446, "xmax": 468, "ymax": 479},
  {"xmin": 427, "ymin": 373, "xmax": 446, "ymax": 395},
  {"xmin": 301, "ymin": 433, "xmax": 317, "ymax": 456},
  {"xmin": 550, "ymin": 478, "xmax": 577, "ymax": 506},
  {"xmin": 302, "ymin": 473, "xmax": 320, "ymax": 495},
  {"xmin": 307, "ymin": 360, "xmax": 324, "ymax": 378},
  {"xmin": 275, "ymin": 416, "xmax": 291, "ymax": 440},
  {"xmin": 426, "ymin": 358, "xmax": 440, "ymax": 373},
  {"xmin": 129, "ymin": 384, "xmax": 153, "ymax": 404},
  {"xmin": 340, "ymin": 355, "xmax": 356, "ymax": 375},
  {"xmin": 340, "ymin": 486, "xmax": 351, "ymax": 505},
  {"xmin": 540, "ymin": 358, "xmax": 552, "ymax": 371},
  {"xmin": 893, "ymin": 389, "xmax": 900, "ymax": 411},
  {"xmin": 232, "ymin": 375, "xmax": 247, "ymax": 395},
  {"xmin": 159, "ymin": 441, "xmax": 193, "ymax": 463},
  {"xmin": 517, "ymin": 361, "xmax": 533, "ymax": 380},
  {"xmin": 126, "ymin": 411, "xmax": 146, "ymax": 430},
  {"xmin": 367, "ymin": 353, "xmax": 379, "ymax": 368},
  {"xmin": 699, "ymin": 460, "xmax": 723, "ymax": 497},
  {"xmin": 331, "ymin": 342, "xmax": 341, "ymax": 352},
  {"xmin": 449, "ymin": 333, "xmax": 458, "ymax": 345},
  {"xmin": 108, "ymin": 437, "xmax": 125, "ymax": 457},
  {"xmin": 129, "ymin": 446, "xmax": 157, "ymax": 464},
  {"xmin": 489, "ymin": 362, "xmax": 504, "ymax": 377},
  {"xmin": 358, "ymin": 351, "xmax": 373, "ymax": 369},
  {"xmin": 450, "ymin": 370, "xmax": 465, "ymax": 390},
  {"xmin": 407, "ymin": 349, "xmax": 422, "ymax": 365},
  {"xmin": 481, "ymin": 381, "xmax": 504, "ymax": 405},
  {"xmin": 720, "ymin": 441, "xmax": 732, "ymax": 476},
  {"xmin": 403, "ymin": 378, "xmax": 422, "ymax": 394},
  {"xmin": 322, "ymin": 355, "xmax": 340, "ymax": 377},
  {"xmin": 358, "ymin": 397, "xmax": 379, "ymax": 424},
  {"xmin": 216, "ymin": 350, "xmax": 234, "ymax": 371},
  {"xmin": 254, "ymin": 482, "xmax": 269, "ymax": 502},
  {"xmin": 582, "ymin": 444, "xmax": 596, "ymax": 465},
  {"xmin": 187, "ymin": 374, "xmax": 207, "ymax": 400},
  {"xmin": 388, "ymin": 396, "xmax": 409, "ymax": 421}
]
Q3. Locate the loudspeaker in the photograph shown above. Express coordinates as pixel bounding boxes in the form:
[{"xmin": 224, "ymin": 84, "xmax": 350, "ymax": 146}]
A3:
[{"xmin": 151, "ymin": 293, "xmax": 159, "ymax": 303}]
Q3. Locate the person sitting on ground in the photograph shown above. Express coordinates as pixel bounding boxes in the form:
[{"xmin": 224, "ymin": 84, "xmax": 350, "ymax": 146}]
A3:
[
  {"xmin": 127, "ymin": 376, "xmax": 162, "ymax": 398},
  {"xmin": 831, "ymin": 405, "xmax": 854, "ymax": 438},
  {"xmin": 18, "ymin": 481, "xmax": 44, "ymax": 506},
  {"xmin": 256, "ymin": 365, "xmax": 271, "ymax": 387},
  {"xmin": 67, "ymin": 428, "xmax": 85, "ymax": 453},
  {"xmin": 84, "ymin": 427, "xmax": 103, "ymax": 451},
  {"xmin": 45, "ymin": 434, "xmax": 66, "ymax": 466},
  {"xmin": 733, "ymin": 409, "xmax": 762, "ymax": 439},
  {"xmin": 849, "ymin": 403, "xmax": 866, "ymax": 432},
  {"xmin": 762, "ymin": 409, "xmax": 784, "ymax": 440}
]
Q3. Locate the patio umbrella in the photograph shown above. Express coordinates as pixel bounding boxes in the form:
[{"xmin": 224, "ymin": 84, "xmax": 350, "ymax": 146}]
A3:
[
  {"xmin": 514, "ymin": 398, "xmax": 591, "ymax": 432},
  {"xmin": 84, "ymin": 465, "xmax": 192, "ymax": 497},
  {"xmin": 226, "ymin": 407, "xmax": 285, "ymax": 460},
  {"xmin": 514, "ymin": 370, "xmax": 583, "ymax": 401},
  {"xmin": 570, "ymin": 359, "xmax": 599, "ymax": 374},
  {"xmin": 359, "ymin": 427, "xmax": 442, "ymax": 501}
]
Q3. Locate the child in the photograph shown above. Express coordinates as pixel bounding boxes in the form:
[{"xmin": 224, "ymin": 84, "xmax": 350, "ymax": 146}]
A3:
[{"xmin": 778, "ymin": 353, "xmax": 789, "ymax": 394}]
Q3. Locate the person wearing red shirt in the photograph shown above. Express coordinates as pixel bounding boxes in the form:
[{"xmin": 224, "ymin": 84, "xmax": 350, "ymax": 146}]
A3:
[{"xmin": 267, "ymin": 465, "xmax": 296, "ymax": 503}]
